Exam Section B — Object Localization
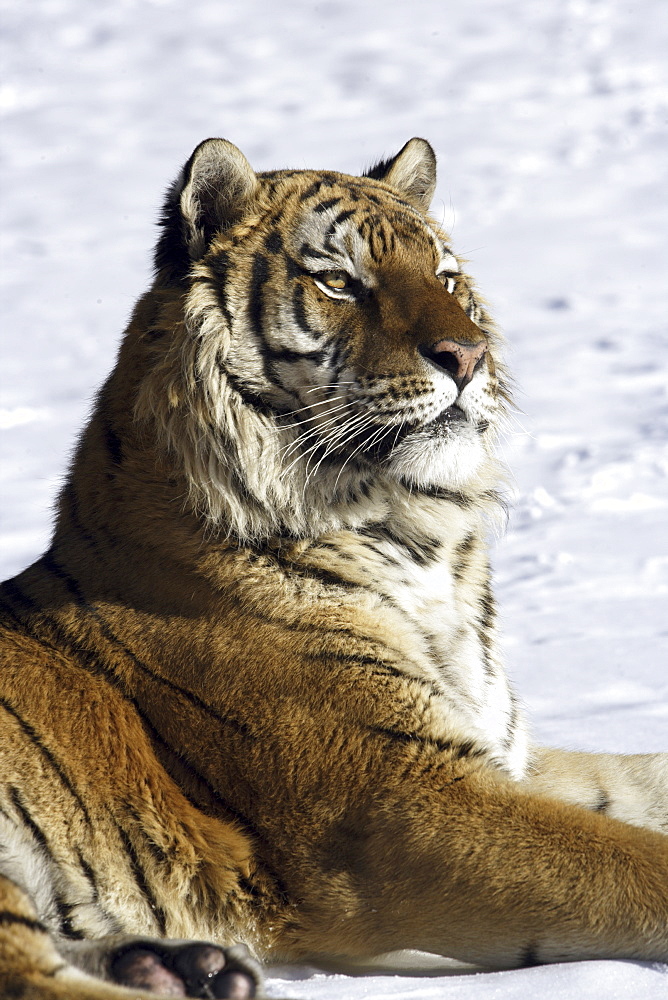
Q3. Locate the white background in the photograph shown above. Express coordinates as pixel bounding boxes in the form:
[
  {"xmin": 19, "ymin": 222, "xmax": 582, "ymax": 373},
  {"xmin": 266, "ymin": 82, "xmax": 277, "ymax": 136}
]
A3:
[{"xmin": 1, "ymin": 1, "xmax": 667, "ymax": 997}]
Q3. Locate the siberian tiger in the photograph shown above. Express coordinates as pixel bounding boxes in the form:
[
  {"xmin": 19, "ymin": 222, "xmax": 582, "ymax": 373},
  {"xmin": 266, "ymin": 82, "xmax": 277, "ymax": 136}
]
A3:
[{"xmin": 1, "ymin": 137, "xmax": 667, "ymax": 1000}]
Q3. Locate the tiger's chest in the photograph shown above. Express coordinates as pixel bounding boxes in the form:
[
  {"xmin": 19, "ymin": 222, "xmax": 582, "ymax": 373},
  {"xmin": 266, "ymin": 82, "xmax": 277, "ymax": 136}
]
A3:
[{"xmin": 304, "ymin": 519, "xmax": 529, "ymax": 779}]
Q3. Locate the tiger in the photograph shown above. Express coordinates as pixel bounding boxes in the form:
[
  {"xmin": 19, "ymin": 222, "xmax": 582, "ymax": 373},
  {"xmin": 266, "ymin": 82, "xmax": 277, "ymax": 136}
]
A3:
[{"xmin": 1, "ymin": 136, "xmax": 667, "ymax": 1000}]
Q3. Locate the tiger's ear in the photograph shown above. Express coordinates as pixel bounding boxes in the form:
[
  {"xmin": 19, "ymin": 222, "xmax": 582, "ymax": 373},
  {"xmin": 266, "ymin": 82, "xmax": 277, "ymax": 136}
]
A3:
[
  {"xmin": 155, "ymin": 138, "xmax": 258, "ymax": 284},
  {"xmin": 364, "ymin": 138, "xmax": 437, "ymax": 212}
]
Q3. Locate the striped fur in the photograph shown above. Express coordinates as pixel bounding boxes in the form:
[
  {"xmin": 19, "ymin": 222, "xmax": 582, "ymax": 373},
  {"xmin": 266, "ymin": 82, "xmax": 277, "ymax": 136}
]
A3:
[{"xmin": 1, "ymin": 138, "xmax": 667, "ymax": 997}]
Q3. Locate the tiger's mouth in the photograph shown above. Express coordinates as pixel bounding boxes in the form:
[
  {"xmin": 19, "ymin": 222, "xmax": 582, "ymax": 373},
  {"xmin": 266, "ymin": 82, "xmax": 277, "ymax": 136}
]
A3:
[
  {"xmin": 426, "ymin": 404, "xmax": 468, "ymax": 426},
  {"xmin": 423, "ymin": 404, "xmax": 490, "ymax": 436},
  {"xmin": 281, "ymin": 395, "xmax": 489, "ymax": 475},
  {"xmin": 351, "ymin": 402, "xmax": 481, "ymax": 464}
]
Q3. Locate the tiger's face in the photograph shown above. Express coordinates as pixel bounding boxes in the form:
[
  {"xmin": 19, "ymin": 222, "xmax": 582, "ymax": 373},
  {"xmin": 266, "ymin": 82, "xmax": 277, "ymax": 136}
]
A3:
[{"xmin": 145, "ymin": 139, "xmax": 507, "ymax": 536}]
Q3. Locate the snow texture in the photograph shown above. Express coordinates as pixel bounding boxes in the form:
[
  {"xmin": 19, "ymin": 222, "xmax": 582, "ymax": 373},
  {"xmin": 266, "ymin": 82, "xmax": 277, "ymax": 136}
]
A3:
[{"xmin": 1, "ymin": 1, "xmax": 667, "ymax": 997}]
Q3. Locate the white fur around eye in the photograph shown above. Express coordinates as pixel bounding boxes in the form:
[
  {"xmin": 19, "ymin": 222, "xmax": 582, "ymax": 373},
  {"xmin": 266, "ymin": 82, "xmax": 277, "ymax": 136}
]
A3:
[
  {"xmin": 437, "ymin": 251, "xmax": 459, "ymax": 293},
  {"xmin": 437, "ymin": 273, "xmax": 457, "ymax": 294}
]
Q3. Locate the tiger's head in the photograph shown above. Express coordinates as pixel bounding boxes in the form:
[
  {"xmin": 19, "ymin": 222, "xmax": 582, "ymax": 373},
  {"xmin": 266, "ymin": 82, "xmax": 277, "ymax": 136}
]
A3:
[{"xmin": 137, "ymin": 138, "xmax": 509, "ymax": 539}]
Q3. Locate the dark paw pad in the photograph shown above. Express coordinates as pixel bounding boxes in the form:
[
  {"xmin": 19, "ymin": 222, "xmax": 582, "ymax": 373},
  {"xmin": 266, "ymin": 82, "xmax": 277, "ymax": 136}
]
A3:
[
  {"xmin": 111, "ymin": 941, "xmax": 260, "ymax": 998},
  {"xmin": 112, "ymin": 948, "xmax": 186, "ymax": 996}
]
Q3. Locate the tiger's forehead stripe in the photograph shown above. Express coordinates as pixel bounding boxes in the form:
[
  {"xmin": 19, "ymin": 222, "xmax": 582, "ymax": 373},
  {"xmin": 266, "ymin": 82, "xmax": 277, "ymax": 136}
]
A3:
[
  {"xmin": 260, "ymin": 178, "xmax": 448, "ymax": 275},
  {"xmin": 261, "ymin": 169, "xmax": 434, "ymax": 225}
]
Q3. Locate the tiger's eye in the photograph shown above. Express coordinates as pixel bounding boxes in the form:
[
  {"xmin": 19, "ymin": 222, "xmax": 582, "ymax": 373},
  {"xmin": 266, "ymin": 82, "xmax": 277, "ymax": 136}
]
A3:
[{"xmin": 322, "ymin": 271, "xmax": 349, "ymax": 290}]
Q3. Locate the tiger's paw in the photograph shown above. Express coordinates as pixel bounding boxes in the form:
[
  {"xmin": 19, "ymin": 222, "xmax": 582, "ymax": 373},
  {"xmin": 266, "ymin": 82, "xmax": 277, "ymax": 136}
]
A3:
[{"xmin": 110, "ymin": 940, "xmax": 262, "ymax": 998}]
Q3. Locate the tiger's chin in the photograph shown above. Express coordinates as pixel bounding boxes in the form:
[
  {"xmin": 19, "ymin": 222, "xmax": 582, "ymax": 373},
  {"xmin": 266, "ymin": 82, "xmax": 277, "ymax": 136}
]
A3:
[{"xmin": 383, "ymin": 421, "xmax": 489, "ymax": 491}]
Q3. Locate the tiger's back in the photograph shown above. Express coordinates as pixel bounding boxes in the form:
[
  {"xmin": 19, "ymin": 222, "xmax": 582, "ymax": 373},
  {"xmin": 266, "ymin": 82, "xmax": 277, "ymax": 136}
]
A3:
[{"xmin": 1, "ymin": 138, "xmax": 667, "ymax": 999}]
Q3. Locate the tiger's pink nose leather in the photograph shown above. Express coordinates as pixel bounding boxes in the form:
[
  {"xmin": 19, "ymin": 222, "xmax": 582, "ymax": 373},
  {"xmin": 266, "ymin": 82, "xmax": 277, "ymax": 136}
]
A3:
[{"xmin": 428, "ymin": 338, "xmax": 488, "ymax": 391}]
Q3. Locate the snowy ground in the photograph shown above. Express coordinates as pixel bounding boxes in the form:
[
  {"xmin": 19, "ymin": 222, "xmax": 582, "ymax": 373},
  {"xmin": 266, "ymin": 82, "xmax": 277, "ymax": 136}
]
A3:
[{"xmin": 1, "ymin": 1, "xmax": 667, "ymax": 997}]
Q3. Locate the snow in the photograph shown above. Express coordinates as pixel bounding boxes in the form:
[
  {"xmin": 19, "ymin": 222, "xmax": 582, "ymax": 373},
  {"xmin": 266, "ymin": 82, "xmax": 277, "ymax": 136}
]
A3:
[
  {"xmin": 266, "ymin": 959, "xmax": 668, "ymax": 999},
  {"xmin": 1, "ymin": 0, "xmax": 667, "ymax": 997}
]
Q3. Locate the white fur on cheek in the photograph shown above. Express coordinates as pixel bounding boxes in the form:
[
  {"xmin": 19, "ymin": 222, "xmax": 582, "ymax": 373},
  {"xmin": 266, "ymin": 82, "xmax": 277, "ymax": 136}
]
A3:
[{"xmin": 458, "ymin": 368, "xmax": 499, "ymax": 426}]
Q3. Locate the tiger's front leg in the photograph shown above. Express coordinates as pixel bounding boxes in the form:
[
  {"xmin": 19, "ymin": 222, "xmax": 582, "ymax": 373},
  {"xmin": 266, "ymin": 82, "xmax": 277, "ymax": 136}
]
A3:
[{"xmin": 270, "ymin": 757, "xmax": 668, "ymax": 968}]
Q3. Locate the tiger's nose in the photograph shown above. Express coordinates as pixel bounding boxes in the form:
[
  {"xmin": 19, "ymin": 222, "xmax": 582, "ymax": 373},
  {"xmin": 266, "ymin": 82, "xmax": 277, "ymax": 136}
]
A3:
[{"xmin": 419, "ymin": 338, "xmax": 488, "ymax": 392}]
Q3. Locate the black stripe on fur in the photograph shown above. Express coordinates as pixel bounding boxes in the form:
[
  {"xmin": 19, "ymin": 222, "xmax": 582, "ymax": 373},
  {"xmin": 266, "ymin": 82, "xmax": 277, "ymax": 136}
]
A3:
[
  {"xmin": 115, "ymin": 821, "xmax": 167, "ymax": 936},
  {"xmin": 0, "ymin": 698, "xmax": 92, "ymax": 826},
  {"xmin": 0, "ymin": 910, "xmax": 48, "ymax": 933}
]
